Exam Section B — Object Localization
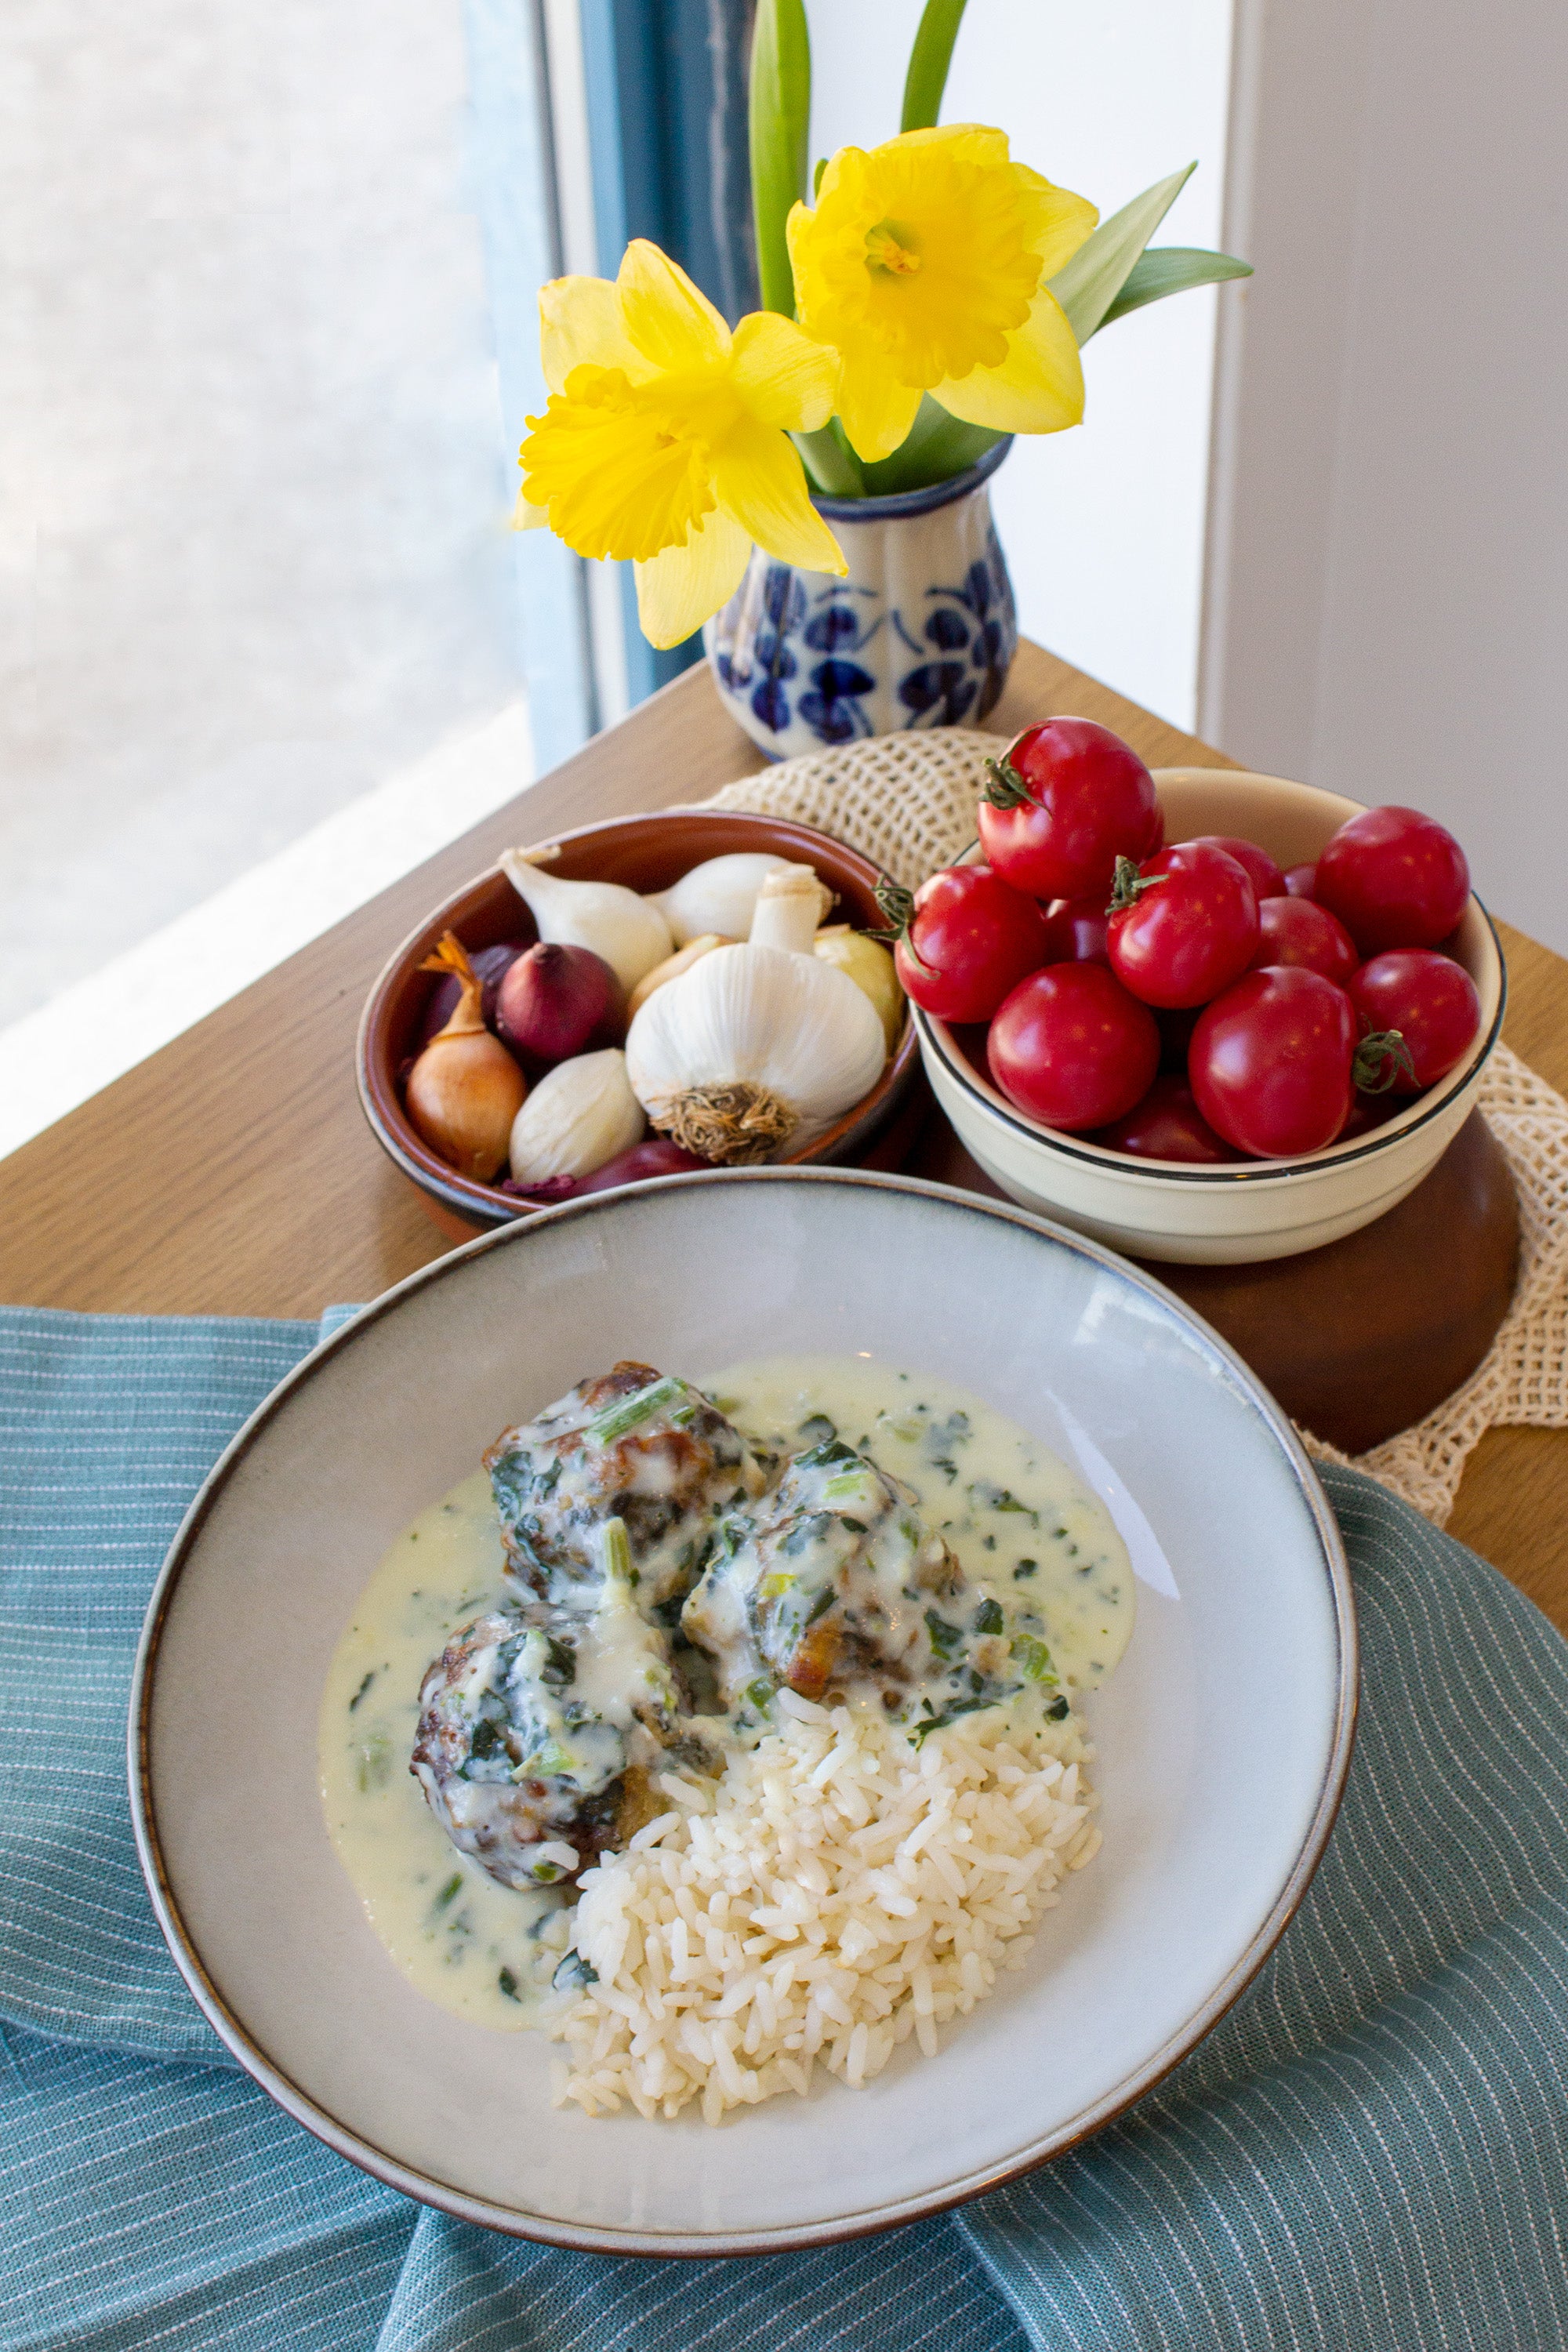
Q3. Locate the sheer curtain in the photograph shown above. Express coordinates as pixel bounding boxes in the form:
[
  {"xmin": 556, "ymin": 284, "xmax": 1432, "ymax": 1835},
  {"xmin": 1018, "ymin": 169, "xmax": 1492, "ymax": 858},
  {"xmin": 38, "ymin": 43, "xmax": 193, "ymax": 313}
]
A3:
[{"xmin": 0, "ymin": 0, "xmax": 546, "ymax": 1052}]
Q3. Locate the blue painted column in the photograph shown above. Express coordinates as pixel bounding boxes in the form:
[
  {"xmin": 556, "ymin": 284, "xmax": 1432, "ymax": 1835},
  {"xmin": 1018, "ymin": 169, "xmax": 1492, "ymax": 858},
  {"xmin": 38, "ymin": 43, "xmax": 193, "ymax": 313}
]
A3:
[{"xmin": 579, "ymin": 0, "xmax": 757, "ymax": 704}]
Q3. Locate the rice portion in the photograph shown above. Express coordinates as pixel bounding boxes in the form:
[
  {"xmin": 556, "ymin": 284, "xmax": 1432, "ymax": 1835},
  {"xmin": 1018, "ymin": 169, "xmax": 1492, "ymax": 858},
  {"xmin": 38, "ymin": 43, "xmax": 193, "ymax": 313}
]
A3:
[{"xmin": 549, "ymin": 1690, "xmax": 1100, "ymax": 2122}]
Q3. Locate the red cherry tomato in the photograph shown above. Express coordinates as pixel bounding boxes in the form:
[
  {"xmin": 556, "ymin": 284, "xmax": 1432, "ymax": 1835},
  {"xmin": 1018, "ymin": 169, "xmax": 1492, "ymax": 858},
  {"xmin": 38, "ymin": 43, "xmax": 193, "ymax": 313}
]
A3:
[
  {"xmin": 1248, "ymin": 895, "xmax": 1359, "ymax": 985},
  {"xmin": 988, "ymin": 964, "xmax": 1160, "ymax": 1132},
  {"xmin": 1347, "ymin": 949, "xmax": 1483, "ymax": 1093},
  {"xmin": 977, "ymin": 718, "xmax": 1160, "ymax": 900},
  {"xmin": 1180, "ymin": 834, "xmax": 1284, "ymax": 902},
  {"xmin": 884, "ymin": 866, "xmax": 1050, "ymax": 1025},
  {"xmin": 1189, "ymin": 968, "xmax": 1358, "ymax": 1156},
  {"xmin": 1281, "ymin": 862, "xmax": 1318, "ymax": 901},
  {"xmin": 1315, "ymin": 805, "xmax": 1470, "ymax": 953},
  {"xmin": 1106, "ymin": 843, "xmax": 1260, "ymax": 1010},
  {"xmin": 1039, "ymin": 895, "xmax": 1109, "ymax": 964},
  {"xmin": 1092, "ymin": 1073, "xmax": 1239, "ymax": 1163}
]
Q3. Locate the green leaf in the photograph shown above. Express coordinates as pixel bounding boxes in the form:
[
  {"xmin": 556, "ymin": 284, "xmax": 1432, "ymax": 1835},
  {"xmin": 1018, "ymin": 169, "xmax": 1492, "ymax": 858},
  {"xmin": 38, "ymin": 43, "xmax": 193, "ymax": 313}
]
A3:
[
  {"xmin": 750, "ymin": 0, "xmax": 811, "ymax": 316},
  {"xmin": 858, "ymin": 394, "xmax": 1004, "ymax": 495},
  {"xmin": 1047, "ymin": 163, "xmax": 1196, "ymax": 345},
  {"xmin": 900, "ymin": 0, "xmax": 969, "ymax": 132},
  {"xmin": 1098, "ymin": 245, "xmax": 1252, "ymax": 328}
]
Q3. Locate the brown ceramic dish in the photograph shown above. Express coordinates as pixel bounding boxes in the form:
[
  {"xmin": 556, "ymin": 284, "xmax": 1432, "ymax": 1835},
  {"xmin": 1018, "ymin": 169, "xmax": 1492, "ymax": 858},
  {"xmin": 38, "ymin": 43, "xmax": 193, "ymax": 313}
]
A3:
[{"xmin": 357, "ymin": 808, "xmax": 918, "ymax": 1232}]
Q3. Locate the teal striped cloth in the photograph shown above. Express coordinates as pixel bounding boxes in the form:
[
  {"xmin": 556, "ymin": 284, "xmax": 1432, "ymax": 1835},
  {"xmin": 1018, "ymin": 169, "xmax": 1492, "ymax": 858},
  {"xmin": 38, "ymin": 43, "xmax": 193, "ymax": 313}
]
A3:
[{"xmin": 2, "ymin": 1305, "xmax": 1566, "ymax": 2350}]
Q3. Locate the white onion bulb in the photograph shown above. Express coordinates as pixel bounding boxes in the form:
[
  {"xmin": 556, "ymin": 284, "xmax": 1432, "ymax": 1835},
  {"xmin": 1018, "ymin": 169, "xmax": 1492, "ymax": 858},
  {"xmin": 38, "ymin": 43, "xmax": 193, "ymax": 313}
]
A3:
[
  {"xmin": 509, "ymin": 1049, "xmax": 645, "ymax": 1183},
  {"xmin": 649, "ymin": 854, "xmax": 797, "ymax": 947}
]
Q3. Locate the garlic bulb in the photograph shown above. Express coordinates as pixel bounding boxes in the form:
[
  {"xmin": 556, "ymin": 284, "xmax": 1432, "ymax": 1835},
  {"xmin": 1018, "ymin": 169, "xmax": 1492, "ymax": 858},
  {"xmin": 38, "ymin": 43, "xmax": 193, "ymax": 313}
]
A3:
[
  {"xmin": 626, "ymin": 934, "xmax": 731, "ymax": 1022},
  {"xmin": 625, "ymin": 942, "xmax": 887, "ymax": 1165},
  {"xmin": 500, "ymin": 846, "xmax": 671, "ymax": 997},
  {"xmin": 814, "ymin": 925, "xmax": 905, "ymax": 1052},
  {"xmin": 509, "ymin": 1049, "xmax": 645, "ymax": 1184},
  {"xmin": 746, "ymin": 863, "xmax": 833, "ymax": 953},
  {"xmin": 650, "ymin": 853, "xmax": 802, "ymax": 947}
]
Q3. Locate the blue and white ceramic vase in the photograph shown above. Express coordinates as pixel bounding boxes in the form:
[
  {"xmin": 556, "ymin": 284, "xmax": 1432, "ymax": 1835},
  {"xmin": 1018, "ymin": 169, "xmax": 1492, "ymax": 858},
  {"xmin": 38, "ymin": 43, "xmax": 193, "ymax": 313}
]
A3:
[{"xmin": 703, "ymin": 438, "xmax": 1017, "ymax": 760}]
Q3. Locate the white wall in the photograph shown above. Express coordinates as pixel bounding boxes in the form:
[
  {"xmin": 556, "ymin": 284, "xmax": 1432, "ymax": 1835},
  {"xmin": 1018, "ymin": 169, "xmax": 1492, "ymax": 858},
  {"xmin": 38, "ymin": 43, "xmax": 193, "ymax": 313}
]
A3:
[
  {"xmin": 804, "ymin": 0, "xmax": 1235, "ymax": 731},
  {"xmin": 1206, "ymin": 0, "xmax": 1568, "ymax": 950}
]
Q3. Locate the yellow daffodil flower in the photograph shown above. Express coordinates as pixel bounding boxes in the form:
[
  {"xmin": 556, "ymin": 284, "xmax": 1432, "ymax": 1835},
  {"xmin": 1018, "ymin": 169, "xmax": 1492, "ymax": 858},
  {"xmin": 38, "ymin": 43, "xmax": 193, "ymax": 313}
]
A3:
[
  {"xmin": 786, "ymin": 125, "xmax": 1098, "ymax": 464},
  {"xmin": 517, "ymin": 241, "xmax": 846, "ymax": 648}
]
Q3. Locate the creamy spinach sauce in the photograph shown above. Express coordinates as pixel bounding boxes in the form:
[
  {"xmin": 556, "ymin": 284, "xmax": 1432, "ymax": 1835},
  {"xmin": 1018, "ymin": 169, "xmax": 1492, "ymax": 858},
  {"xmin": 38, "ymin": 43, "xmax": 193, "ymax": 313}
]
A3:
[{"xmin": 318, "ymin": 1357, "xmax": 1134, "ymax": 2030}]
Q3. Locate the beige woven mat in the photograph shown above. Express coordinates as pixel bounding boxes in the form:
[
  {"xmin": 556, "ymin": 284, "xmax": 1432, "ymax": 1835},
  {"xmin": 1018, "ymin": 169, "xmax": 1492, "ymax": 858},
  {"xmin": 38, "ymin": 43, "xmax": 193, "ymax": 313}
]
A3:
[{"xmin": 704, "ymin": 731, "xmax": 1568, "ymax": 1525}]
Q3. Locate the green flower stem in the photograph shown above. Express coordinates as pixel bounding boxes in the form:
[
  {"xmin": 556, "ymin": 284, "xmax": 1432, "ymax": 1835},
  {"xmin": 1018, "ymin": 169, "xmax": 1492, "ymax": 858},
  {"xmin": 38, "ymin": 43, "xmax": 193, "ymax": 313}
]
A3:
[
  {"xmin": 900, "ymin": 0, "xmax": 969, "ymax": 132},
  {"xmin": 749, "ymin": 0, "xmax": 811, "ymax": 317},
  {"xmin": 792, "ymin": 426, "xmax": 864, "ymax": 498},
  {"xmin": 859, "ymin": 395, "xmax": 1005, "ymax": 496}
]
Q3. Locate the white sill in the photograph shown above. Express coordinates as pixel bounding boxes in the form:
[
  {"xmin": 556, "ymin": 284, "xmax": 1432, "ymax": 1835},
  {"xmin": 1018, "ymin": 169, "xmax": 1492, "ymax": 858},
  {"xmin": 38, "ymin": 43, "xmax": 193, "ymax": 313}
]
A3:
[{"xmin": 0, "ymin": 699, "xmax": 534, "ymax": 1163}]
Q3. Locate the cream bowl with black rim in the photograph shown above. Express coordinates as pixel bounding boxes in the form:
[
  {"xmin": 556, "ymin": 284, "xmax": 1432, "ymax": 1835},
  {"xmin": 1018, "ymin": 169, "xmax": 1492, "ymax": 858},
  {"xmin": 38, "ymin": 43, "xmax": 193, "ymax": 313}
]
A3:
[
  {"xmin": 131, "ymin": 1168, "xmax": 1354, "ymax": 2256},
  {"xmin": 914, "ymin": 769, "xmax": 1506, "ymax": 1265}
]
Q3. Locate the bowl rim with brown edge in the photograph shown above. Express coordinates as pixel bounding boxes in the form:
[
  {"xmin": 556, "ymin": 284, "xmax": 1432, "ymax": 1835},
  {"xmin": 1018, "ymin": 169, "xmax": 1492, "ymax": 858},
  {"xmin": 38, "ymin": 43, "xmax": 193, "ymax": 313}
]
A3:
[{"xmin": 357, "ymin": 808, "xmax": 919, "ymax": 1229}]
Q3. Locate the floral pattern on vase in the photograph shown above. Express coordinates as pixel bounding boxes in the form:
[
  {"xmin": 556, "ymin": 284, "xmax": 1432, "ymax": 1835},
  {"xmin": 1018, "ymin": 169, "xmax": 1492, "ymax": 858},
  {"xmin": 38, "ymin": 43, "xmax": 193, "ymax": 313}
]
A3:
[{"xmin": 704, "ymin": 443, "xmax": 1017, "ymax": 760}]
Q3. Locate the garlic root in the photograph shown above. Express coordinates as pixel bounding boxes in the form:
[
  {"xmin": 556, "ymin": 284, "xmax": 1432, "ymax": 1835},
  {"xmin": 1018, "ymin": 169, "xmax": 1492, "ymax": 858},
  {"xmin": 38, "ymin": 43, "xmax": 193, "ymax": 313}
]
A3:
[{"xmin": 652, "ymin": 1081, "xmax": 795, "ymax": 1166}]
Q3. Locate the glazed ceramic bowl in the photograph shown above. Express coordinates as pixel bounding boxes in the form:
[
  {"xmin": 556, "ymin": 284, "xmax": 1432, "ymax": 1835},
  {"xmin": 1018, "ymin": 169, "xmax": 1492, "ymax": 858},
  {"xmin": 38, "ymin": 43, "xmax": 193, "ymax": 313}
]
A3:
[
  {"xmin": 358, "ymin": 808, "xmax": 919, "ymax": 1236},
  {"xmin": 132, "ymin": 1169, "xmax": 1354, "ymax": 2256},
  {"xmin": 915, "ymin": 769, "xmax": 1506, "ymax": 1265}
]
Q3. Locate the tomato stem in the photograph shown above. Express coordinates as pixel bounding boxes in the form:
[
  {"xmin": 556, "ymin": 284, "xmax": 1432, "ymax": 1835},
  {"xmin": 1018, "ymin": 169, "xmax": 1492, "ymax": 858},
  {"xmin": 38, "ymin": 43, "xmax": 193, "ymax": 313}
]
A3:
[
  {"xmin": 1353, "ymin": 1028, "xmax": 1416, "ymax": 1094},
  {"xmin": 1105, "ymin": 854, "xmax": 1163, "ymax": 914},
  {"xmin": 981, "ymin": 753, "xmax": 1034, "ymax": 811},
  {"xmin": 871, "ymin": 876, "xmax": 916, "ymax": 942},
  {"xmin": 871, "ymin": 876, "xmax": 935, "ymax": 973}
]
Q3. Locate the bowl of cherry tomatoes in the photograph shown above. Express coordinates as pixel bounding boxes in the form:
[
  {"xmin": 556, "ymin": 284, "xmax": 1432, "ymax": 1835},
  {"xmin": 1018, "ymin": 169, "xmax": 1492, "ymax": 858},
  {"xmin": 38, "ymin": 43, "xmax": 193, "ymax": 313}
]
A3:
[{"xmin": 890, "ymin": 723, "xmax": 1504, "ymax": 1263}]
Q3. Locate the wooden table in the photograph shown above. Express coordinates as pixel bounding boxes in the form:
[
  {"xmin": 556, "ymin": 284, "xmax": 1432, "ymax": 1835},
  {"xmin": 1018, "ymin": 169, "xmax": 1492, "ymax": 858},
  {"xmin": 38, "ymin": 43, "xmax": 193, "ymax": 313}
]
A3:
[{"xmin": 3, "ymin": 642, "xmax": 1563, "ymax": 1627}]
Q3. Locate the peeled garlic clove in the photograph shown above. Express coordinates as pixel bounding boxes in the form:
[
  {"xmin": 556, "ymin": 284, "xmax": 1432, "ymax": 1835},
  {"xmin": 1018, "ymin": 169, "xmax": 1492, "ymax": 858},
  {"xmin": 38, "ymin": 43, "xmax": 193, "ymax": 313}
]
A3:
[
  {"xmin": 814, "ymin": 926, "xmax": 906, "ymax": 1053},
  {"xmin": 624, "ymin": 941, "xmax": 887, "ymax": 1166},
  {"xmin": 626, "ymin": 934, "xmax": 733, "ymax": 1022},
  {"xmin": 508, "ymin": 1048, "xmax": 645, "ymax": 1184},
  {"xmin": 650, "ymin": 853, "xmax": 799, "ymax": 947},
  {"xmin": 500, "ymin": 846, "xmax": 671, "ymax": 996}
]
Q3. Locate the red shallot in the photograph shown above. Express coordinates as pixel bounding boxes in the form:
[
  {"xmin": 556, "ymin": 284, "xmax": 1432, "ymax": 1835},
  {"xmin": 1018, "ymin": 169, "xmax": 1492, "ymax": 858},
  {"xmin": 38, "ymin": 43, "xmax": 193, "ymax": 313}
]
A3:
[
  {"xmin": 496, "ymin": 942, "xmax": 619, "ymax": 1065},
  {"xmin": 499, "ymin": 1138, "xmax": 710, "ymax": 1203}
]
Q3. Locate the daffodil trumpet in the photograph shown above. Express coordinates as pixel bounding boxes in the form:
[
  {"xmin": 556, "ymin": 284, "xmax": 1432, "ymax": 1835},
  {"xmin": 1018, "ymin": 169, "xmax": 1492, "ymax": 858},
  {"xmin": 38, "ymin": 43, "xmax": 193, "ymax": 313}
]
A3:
[{"xmin": 516, "ymin": 239, "xmax": 846, "ymax": 648}]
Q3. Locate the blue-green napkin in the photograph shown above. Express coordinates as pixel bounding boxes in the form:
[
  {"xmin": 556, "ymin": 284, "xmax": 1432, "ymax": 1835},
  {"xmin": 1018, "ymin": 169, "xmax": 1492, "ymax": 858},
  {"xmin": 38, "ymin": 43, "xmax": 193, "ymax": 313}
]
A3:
[{"xmin": 2, "ymin": 1304, "xmax": 1566, "ymax": 2352}]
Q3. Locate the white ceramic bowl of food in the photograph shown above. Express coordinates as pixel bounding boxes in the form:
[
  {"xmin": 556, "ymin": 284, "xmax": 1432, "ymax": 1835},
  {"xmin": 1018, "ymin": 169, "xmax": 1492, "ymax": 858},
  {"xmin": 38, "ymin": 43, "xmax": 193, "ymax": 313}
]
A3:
[
  {"xmin": 913, "ymin": 768, "xmax": 1506, "ymax": 1265},
  {"xmin": 131, "ymin": 1168, "xmax": 1353, "ymax": 2256}
]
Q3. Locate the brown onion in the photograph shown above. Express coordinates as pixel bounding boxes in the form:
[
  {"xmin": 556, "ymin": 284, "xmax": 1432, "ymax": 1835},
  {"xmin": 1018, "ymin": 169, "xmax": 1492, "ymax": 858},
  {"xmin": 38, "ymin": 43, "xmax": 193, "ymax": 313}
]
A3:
[
  {"xmin": 405, "ymin": 933, "xmax": 527, "ymax": 1180},
  {"xmin": 496, "ymin": 942, "xmax": 619, "ymax": 1065}
]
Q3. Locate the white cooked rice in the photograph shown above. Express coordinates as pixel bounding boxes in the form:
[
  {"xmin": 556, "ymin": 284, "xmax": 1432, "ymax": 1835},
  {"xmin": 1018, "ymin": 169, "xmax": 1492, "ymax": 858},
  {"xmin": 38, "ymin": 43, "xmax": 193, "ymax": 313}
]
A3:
[{"xmin": 549, "ymin": 1691, "xmax": 1100, "ymax": 2122}]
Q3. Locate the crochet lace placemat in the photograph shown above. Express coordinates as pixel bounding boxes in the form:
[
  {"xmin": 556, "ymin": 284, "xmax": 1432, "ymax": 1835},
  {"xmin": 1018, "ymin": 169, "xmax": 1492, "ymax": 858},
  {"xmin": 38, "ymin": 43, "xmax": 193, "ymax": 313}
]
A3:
[{"xmin": 704, "ymin": 729, "xmax": 1568, "ymax": 1525}]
